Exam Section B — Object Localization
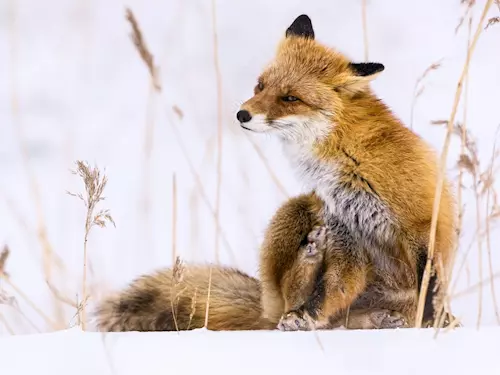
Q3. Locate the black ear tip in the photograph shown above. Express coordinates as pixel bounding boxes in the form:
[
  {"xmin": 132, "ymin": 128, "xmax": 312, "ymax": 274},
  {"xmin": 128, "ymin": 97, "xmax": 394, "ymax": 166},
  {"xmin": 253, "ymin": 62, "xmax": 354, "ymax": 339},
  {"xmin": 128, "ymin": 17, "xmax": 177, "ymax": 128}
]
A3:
[
  {"xmin": 295, "ymin": 14, "xmax": 311, "ymax": 23},
  {"xmin": 286, "ymin": 14, "xmax": 315, "ymax": 39},
  {"xmin": 349, "ymin": 62, "xmax": 385, "ymax": 77}
]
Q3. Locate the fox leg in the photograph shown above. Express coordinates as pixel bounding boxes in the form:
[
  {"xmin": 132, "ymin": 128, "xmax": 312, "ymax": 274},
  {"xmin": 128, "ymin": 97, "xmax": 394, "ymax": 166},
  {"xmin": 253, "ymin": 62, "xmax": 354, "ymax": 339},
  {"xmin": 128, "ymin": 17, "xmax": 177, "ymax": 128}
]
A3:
[
  {"xmin": 278, "ymin": 223, "xmax": 369, "ymax": 331},
  {"xmin": 259, "ymin": 193, "xmax": 324, "ymax": 323}
]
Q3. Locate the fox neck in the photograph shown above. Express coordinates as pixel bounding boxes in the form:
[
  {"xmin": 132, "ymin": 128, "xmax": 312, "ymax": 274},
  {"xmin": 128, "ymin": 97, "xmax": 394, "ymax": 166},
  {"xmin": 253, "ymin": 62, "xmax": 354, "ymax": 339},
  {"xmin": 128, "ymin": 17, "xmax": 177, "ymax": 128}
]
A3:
[
  {"xmin": 281, "ymin": 91, "xmax": 397, "ymax": 191},
  {"xmin": 281, "ymin": 117, "xmax": 340, "ymax": 192}
]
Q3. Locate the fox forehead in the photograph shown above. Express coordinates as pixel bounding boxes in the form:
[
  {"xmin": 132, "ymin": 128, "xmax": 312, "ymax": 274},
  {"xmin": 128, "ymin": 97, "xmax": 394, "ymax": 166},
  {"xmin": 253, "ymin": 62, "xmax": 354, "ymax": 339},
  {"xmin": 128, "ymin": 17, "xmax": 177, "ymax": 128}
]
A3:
[{"xmin": 259, "ymin": 37, "xmax": 352, "ymax": 88}]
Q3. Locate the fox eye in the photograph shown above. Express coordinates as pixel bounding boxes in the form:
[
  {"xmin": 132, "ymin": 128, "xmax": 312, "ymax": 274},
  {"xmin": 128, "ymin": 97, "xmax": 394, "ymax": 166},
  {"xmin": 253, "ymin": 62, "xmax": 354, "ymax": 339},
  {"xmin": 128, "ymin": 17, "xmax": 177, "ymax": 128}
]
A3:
[{"xmin": 282, "ymin": 95, "xmax": 299, "ymax": 102}]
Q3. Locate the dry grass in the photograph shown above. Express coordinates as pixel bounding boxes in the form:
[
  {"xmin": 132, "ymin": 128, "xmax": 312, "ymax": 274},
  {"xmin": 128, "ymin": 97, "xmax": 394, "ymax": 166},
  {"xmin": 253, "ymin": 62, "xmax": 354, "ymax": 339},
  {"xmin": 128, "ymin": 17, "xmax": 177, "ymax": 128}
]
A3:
[
  {"xmin": 452, "ymin": 271, "xmax": 500, "ymax": 300},
  {"xmin": 8, "ymin": 0, "xmax": 68, "ymax": 328},
  {"xmin": 172, "ymin": 173, "xmax": 178, "ymax": 265},
  {"xmin": 203, "ymin": 265, "xmax": 213, "ymax": 328},
  {"xmin": 67, "ymin": 161, "xmax": 115, "ymax": 330},
  {"xmin": 483, "ymin": 129, "xmax": 500, "ymax": 324},
  {"xmin": 452, "ymin": 124, "xmax": 486, "ymax": 327},
  {"xmin": 414, "ymin": 0, "xmax": 495, "ymax": 329},
  {"xmin": 2, "ymin": 2, "xmax": 499, "ymax": 338},
  {"xmin": 432, "ymin": 18, "xmax": 472, "ymax": 334},
  {"xmin": 169, "ymin": 106, "xmax": 238, "ymax": 265},
  {"xmin": 410, "ymin": 61, "xmax": 443, "ymax": 129},
  {"xmin": 0, "ymin": 245, "xmax": 57, "ymax": 330},
  {"xmin": 125, "ymin": 7, "xmax": 161, "ymax": 268},
  {"xmin": 455, "ymin": 0, "xmax": 476, "ymax": 34},
  {"xmin": 170, "ymin": 256, "xmax": 185, "ymax": 332},
  {"xmin": 431, "ymin": 3, "xmax": 500, "ymax": 331},
  {"xmin": 485, "ymin": 0, "xmax": 500, "ymax": 29},
  {"xmin": 0, "ymin": 310, "xmax": 15, "ymax": 335},
  {"xmin": 361, "ymin": 0, "xmax": 369, "ymax": 61},
  {"xmin": 125, "ymin": 8, "xmax": 161, "ymax": 91},
  {"xmin": 211, "ymin": 0, "xmax": 224, "ymax": 264},
  {"xmin": 124, "ymin": 6, "xmax": 239, "ymax": 264}
]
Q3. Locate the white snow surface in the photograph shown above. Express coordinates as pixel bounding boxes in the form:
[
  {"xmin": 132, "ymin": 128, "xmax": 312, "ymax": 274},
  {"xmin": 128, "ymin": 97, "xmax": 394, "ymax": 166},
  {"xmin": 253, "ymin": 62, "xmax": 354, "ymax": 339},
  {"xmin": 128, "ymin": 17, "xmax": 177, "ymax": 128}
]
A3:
[
  {"xmin": 1, "ymin": 0, "xmax": 500, "ymax": 372},
  {"xmin": 1, "ymin": 327, "xmax": 500, "ymax": 375}
]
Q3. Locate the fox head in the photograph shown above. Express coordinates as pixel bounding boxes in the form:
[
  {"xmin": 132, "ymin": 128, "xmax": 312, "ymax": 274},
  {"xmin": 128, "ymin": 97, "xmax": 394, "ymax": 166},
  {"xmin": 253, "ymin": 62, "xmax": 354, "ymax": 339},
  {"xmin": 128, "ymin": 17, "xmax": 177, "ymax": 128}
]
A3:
[{"xmin": 236, "ymin": 14, "xmax": 385, "ymax": 142}]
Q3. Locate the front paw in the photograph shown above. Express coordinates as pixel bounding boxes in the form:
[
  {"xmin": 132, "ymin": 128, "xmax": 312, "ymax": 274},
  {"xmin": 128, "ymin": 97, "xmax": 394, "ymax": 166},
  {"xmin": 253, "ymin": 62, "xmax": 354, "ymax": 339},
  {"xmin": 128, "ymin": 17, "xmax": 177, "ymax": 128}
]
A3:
[
  {"xmin": 278, "ymin": 311, "xmax": 311, "ymax": 331},
  {"xmin": 307, "ymin": 225, "xmax": 328, "ymax": 249},
  {"xmin": 370, "ymin": 310, "xmax": 408, "ymax": 329}
]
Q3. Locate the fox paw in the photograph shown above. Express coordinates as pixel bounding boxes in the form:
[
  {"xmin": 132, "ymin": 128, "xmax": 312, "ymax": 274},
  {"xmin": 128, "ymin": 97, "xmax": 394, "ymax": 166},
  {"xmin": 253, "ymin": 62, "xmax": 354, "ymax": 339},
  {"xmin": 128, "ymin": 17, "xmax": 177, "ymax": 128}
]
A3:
[
  {"xmin": 278, "ymin": 311, "xmax": 311, "ymax": 331},
  {"xmin": 304, "ymin": 242, "xmax": 319, "ymax": 257},
  {"xmin": 370, "ymin": 310, "xmax": 407, "ymax": 329},
  {"xmin": 307, "ymin": 225, "xmax": 328, "ymax": 250}
]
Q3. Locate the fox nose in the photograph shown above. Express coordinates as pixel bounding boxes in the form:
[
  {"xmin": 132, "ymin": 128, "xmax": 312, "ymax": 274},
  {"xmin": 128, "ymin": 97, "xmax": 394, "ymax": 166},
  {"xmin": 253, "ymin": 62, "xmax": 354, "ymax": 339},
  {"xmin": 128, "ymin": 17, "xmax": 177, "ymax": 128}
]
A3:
[{"xmin": 236, "ymin": 110, "xmax": 252, "ymax": 123}]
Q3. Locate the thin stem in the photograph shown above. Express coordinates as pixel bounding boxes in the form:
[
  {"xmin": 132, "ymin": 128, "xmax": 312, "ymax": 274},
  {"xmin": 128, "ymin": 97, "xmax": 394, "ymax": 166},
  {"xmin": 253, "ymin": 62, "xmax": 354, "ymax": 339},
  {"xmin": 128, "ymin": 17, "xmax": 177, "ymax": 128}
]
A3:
[
  {"xmin": 415, "ymin": 0, "xmax": 494, "ymax": 328},
  {"xmin": 212, "ymin": 0, "xmax": 223, "ymax": 264}
]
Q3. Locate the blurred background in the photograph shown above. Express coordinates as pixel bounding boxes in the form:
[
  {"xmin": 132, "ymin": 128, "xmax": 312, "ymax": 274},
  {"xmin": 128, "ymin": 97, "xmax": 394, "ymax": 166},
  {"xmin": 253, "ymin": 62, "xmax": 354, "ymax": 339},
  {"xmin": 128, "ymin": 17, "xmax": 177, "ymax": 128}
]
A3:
[{"xmin": 0, "ymin": 0, "xmax": 499, "ymax": 334}]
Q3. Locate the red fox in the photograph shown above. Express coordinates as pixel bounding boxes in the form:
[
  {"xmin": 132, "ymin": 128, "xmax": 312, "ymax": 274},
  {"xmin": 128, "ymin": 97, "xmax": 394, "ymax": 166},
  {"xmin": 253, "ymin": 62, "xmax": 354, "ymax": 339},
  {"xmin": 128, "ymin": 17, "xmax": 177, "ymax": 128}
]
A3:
[
  {"xmin": 237, "ymin": 15, "xmax": 457, "ymax": 329},
  {"xmin": 93, "ymin": 194, "xmax": 405, "ymax": 332}
]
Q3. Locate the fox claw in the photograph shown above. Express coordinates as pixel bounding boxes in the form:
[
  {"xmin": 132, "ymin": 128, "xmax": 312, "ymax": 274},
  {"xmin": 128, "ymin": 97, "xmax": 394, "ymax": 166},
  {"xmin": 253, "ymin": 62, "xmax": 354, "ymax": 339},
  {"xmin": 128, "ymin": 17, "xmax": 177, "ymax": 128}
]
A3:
[
  {"xmin": 369, "ymin": 310, "xmax": 408, "ymax": 329},
  {"xmin": 278, "ymin": 311, "xmax": 310, "ymax": 331},
  {"xmin": 307, "ymin": 225, "xmax": 328, "ymax": 249}
]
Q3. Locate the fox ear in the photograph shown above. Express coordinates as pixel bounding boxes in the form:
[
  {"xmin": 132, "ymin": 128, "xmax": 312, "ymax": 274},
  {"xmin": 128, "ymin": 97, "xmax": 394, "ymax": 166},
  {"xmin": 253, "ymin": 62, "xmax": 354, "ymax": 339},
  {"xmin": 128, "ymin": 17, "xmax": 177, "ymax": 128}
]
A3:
[
  {"xmin": 286, "ymin": 14, "xmax": 315, "ymax": 39},
  {"xmin": 349, "ymin": 62, "xmax": 385, "ymax": 77},
  {"xmin": 343, "ymin": 62, "xmax": 385, "ymax": 93}
]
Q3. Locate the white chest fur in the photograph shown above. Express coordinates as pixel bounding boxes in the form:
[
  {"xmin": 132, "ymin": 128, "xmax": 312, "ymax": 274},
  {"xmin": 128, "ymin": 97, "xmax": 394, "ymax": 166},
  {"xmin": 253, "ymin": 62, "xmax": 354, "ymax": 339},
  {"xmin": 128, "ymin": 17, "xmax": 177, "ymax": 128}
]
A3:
[{"xmin": 283, "ymin": 142, "xmax": 397, "ymax": 250}]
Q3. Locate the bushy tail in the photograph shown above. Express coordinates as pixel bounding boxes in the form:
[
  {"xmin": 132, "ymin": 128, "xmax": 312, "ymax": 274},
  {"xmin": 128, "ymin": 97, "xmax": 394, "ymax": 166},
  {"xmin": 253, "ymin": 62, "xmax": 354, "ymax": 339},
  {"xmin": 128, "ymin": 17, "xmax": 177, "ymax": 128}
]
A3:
[{"xmin": 92, "ymin": 264, "xmax": 276, "ymax": 332}]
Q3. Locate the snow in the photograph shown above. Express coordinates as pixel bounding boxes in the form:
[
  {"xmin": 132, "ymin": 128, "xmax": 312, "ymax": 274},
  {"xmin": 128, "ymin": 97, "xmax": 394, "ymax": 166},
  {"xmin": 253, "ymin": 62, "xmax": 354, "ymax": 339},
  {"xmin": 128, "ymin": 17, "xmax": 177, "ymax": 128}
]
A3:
[
  {"xmin": 0, "ymin": 0, "xmax": 500, "ymax": 372},
  {"xmin": 1, "ymin": 326, "xmax": 500, "ymax": 375}
]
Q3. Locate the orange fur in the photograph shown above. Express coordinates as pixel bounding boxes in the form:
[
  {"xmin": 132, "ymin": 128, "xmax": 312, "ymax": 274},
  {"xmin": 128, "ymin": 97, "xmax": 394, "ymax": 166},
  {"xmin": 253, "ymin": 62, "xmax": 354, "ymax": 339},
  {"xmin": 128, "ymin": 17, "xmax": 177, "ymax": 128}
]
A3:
[
  {"xmin": 93, "ymin": 265, "xmax": 276, "ymax": 332},
  {"xmin": 238, "ymin": 15, "xmax": 457, "ymax": 327},
  {"xmin": 261, "ymin": 192, "xmax": 410, "ymax": 330},
  {"xmin": 93, "ymin": 259, "xmax": 401, "ymax": 332},
  {"xmin": 94, "ymin": 193, "xmax": 406, "ymax": 332}
]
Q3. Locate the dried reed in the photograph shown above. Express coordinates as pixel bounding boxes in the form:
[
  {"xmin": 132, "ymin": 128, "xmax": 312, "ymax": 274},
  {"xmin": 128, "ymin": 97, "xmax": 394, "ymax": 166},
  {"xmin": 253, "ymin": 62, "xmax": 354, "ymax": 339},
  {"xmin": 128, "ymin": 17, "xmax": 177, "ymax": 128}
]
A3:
[
  {"xmin": 243, "ymin": 133, "xmax": 289, "ymax": 198},
  {"xmin": 170, "ymin": 256, "xmax": 185, "ymax": 332},
  {"xmin": 169, "ymin": 108, "xmax": 238, "ymax": 265},
  {"xmin": 125, "ymin": 7, "xmax": 161, "ymax": 91},
  {"xmin": 410, "ymin": 61, "xmax": 443, "ymax": 129},
  {"xmin": 361, "ymin": 0, "xmax": 369, "ymax": 61},
  {"xmin": 67, "ymin": 161, "xmax": 115, "ymax": 330},
  {"xmin": 172, "ymin": 174, "xmax": 178, "ymax": 265},
  {"xmin": 434, "ymin": 19, "xmax": 473, "ymax": 332},
  {"xmin": 204, "ymin": 266, "xmax": 213, "ymax": 328},
  {"xmin": 0, "ymin": 311, "xmax": 15, "ymax": 335},
  {"xmin": 125, "ymin": 7, "xmax": 161, "ymax": 268},
  {"xmin": 455, "ymin": 0, "xmax": 476, "ymax": 34},
  {"xmin": 483, "ymin": 129, "xmax": 500, "ymax": 324},
  {"xmin": 415, "ymin": 0, "xmax": 495, "ymax": 329},
  {"xmin": 212, "ymin": 0, "xmax": 224, "ymax": 264},
  {"xmin": 186, "ymin": 287, "xmax": 198, "ymax": 330},
  {"xmin": 452, "ymin": 271, "xmax": 500, "ymax": 300},
  {"xmin": 123, "ymin": 7, "xmax": 237, "ymax": 265},
  {"xmin": 433, "ymin": 17, "xmax": 472, "ymax": 333},
  {"xmin": 0, "ymin": 245, "xmax": 54, "ymax": 331},
  {"xmin": 8, "ymin": 0, "xmax": 67, "ymax": 326}
]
